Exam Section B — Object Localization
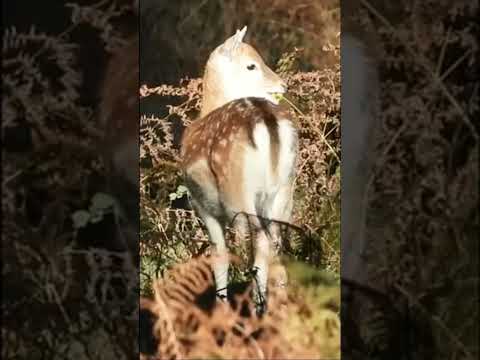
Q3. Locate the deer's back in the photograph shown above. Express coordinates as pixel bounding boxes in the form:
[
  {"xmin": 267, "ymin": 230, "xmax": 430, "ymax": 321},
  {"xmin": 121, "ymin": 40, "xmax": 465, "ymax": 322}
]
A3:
[{"xmin": 181, "ymin": 98, "xmax": 297, "ymax": 219}]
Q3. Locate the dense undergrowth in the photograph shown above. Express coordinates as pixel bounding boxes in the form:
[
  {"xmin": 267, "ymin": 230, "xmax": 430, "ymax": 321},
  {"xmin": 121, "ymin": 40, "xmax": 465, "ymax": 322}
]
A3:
[
  {"xmin": 139, "ymin": 48, "xmax": 341, "ymax": 360},
  {"xmin": 139, "ymin": 0, "xmax": 341, "ymax": 358}
]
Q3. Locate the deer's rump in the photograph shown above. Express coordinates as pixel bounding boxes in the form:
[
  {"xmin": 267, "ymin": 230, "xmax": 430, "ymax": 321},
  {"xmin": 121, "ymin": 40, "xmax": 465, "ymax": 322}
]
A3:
[{"xmin": 181, "ymin": 97, "xmax": 298, "ymax": 225}]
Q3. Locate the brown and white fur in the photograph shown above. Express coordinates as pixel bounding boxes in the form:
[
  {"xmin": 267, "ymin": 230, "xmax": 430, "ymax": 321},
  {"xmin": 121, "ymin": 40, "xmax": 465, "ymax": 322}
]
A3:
[{"xmin": 181, "ymin": 27, "xmax": 298, "ymax": 311}]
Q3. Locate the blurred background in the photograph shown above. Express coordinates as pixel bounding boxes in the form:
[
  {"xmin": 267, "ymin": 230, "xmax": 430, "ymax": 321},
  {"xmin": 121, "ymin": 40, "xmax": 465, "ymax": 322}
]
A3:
[
  {"xmin": 139, "ymin": 0, "xmax": 340, "ymax": 118},
  {"xmin": 140, "ymin": 0, "xmax": 339, "ymax": 83}
]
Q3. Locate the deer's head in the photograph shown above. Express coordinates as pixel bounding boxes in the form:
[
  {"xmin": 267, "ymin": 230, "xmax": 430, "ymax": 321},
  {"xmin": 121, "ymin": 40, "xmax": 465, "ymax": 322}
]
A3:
[{"xmin": 201, "ymin": 26, "xmax": 287, "ymax": 117}]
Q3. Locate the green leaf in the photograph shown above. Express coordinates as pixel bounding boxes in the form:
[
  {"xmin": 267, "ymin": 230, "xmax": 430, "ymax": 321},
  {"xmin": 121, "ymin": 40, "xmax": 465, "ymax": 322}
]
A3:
[
  {"xmin": 176, "ymin": 185, "xmax": 188, "ymax": 195},
  {"xmin": 335, "ymin": 166, "xmax": 340, "ymax": 178},
  {"xmin": 91, "ymin": 192, "xmax": 116, "ymax": 211},
  {"xmin": 72, "ymin": 210, "xmax": 90, "ymax": 229},
  {"xmin": 169, "ymin": 185, "xmax": 189, "ymax": 202},
  {"xmin": 89, "ymin": 210, "xmax": 104, "ymax": 224},
  {"xmin": 273, "ymin": 93, "xmax": 284, "ymax": 102}
]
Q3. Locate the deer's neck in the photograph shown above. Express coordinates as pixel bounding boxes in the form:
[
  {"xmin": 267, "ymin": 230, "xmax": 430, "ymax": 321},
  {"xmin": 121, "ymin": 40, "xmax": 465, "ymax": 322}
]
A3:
[{"xmin": 199, "ymin": 68, "xmax": 230, "ymax": 118}]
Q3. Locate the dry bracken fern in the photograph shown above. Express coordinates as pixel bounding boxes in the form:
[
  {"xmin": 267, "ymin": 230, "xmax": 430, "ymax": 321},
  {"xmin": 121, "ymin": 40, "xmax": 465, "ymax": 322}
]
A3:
[{"xmin": 141, "ymin": 256, "xmax": 324, "ymax": 359}]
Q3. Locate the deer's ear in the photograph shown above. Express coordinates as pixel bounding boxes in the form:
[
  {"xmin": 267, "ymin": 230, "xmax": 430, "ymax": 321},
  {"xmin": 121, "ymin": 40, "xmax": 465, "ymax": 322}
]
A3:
[{"xmin": 219, "ymin": 26, "xmax": 247, "ymax": 59}]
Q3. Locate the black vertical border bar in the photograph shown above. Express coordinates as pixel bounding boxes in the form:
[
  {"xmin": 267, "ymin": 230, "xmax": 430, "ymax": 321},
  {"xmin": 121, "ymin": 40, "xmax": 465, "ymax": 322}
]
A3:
[{"xmin": 2, "ymin": 2, "xmax": 141, "ymax": 358}]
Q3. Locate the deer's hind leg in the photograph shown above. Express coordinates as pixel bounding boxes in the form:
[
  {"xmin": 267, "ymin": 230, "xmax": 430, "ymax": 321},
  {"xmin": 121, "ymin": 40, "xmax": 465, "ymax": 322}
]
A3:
[
  {"xmin": 262, "ymin": 184, "xmax": 294, "ymax": 304},
  {"xmin": 202, "ymin": 213, "xmax": 229, "ymax": 300},
  {"xmin": 230, "ymin": 192, "xmax": 271, "ymax": 314},
  {"xmin": 252, "ymin": 228, "xmax": 270, "ymax": 314},
  {"xmin": 268, "ymin": 183, "xmax": 294, "ymax": 253},
  {"xmin": 185, "ymin": 163, "xmax": 229, "ymax": 300}
]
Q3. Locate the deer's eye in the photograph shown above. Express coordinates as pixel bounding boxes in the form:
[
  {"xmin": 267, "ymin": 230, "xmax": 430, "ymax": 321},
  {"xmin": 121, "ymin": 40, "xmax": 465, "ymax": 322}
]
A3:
[{"xmin": 247, "ymin": 64, "xmax": 256, "ymax": 71}]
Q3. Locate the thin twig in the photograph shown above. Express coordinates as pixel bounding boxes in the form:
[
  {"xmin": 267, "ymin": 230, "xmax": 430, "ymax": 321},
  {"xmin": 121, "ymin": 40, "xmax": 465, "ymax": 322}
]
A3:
[
  {"xmin": 395, "ymin": 283, "xmax": 475, "ymax": 360},
  {"xmin": 282, "ymin": 95, "xmax": 340, "ymax": 163},
  {"xmin": 435, "ymin": 26, "xmax": 451, "ymax": 76}
]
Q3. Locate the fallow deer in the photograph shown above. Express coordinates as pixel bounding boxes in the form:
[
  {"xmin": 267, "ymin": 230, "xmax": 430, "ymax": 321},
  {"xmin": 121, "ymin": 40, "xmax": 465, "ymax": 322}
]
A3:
[{"xmin": 181, "ymin": 26, "xmax": 298, "ymax": 312}]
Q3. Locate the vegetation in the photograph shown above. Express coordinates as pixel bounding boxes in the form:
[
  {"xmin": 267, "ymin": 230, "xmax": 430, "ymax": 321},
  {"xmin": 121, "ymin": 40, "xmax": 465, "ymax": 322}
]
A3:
[
  {"xmin": 139, "ymin": 0, "xmax": 341, "ymax": 358},
  {"xmin": 3, "ymin": 1, "xmax": 138, "ymax": 358},
  {"xmin": 343, "ymin": 1, "xmax": 478, "ymax": 359}
]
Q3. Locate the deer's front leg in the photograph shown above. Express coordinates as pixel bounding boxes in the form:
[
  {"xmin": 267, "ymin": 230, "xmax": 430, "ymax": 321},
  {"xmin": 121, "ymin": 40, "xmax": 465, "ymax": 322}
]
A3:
[
  {"xmin": 203, "ymin": 215, "xmax": 229, "ymax": 300},
  {"xmin": 267, "ymin": 184, "xmax": 294, "ymax": 290},
  {"xmin": 253, "ymin": 230, "xmax": 270, "ymax": 314}
]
